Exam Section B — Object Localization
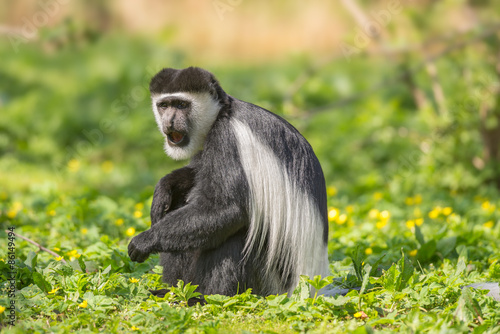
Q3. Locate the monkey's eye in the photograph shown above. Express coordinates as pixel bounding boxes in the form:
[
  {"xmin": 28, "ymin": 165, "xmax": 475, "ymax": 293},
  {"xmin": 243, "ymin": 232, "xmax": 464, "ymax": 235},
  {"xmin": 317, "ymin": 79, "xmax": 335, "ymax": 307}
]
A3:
[
  {"xmin": 157, "ymin": 102, "xmax": 169, "ymax": 109},
  {"xmin": 175, "ymin": 101, "xmax": 189, "ymax": 109}
]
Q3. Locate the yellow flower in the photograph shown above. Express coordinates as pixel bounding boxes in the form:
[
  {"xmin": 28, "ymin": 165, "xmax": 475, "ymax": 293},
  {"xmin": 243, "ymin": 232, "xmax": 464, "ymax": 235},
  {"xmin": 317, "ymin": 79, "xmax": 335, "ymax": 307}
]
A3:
[
  {"xmin": 129, "ymin": 277, "xmax": 139, "ymax": 283},
  {"xmin": 135, "ymin": 203, "xmax": 144, "ymax": 211},
  {"xmin": 6, "ymin": 209, "xmax": 17, "ymax": 219},
  {"xmin": 53, "ymin": 247, "xmax": 61, "ymax": 252},
  {"xmin": 327, "ymin": 186, "xmax": 337, "ymax": 197},
  {"xmin": 365, "ymin": 248, "xmax": 373, "ymax": 255},
  {"xmin": 428, "ymin": 208, "xmax": 441, "ymax": 219},
  {"xmin": 328, "ymin": 208, "xmax": 339, "ymax": 222},
  {"xmin": 336, "ymin": 214, "xmax": 347, "ymax": 225},
  {"xmin": 353, "ymin": 311, "xmax": 368, "ymax": 319},
  {"xmin": 346, "ymin": 205, "xmax": 354, "ymax": 213},
  {"xmin": 66, "ymin": 249, "xmax": 80, "ymax": 260},
  {"xmin": 48, "ymin": 210, "xmax": 56, "ymax": 216},
  {"xmin": 6, "ymin": 201, "xmax": 23, "ymax": 218},
  {"xmin": 67, "ymin": 250, "xmax": 78, "ymax": 256},
  {"xmin": 415, "ymin": 218, "xmax": 424, "ymax": 226},
  {"xmin": 368, "ymin": 209, "xmax": 379, "ymax": 220},
  {"xmin": 101, "ymin": 160, "xmax": 114, "ymax": 173},
  {"xmin": 48, "ymin": 288, "xmax": 60, "ymax": 294},
  {"xmin": 405, "ymin": 197, "xmax": 414, "ymax": 205},
  {"xmin": 133, "ymin": 211, "xmax": 143, "ymax": 218},
  {"xmin": 379, "ymin": 210, "xmax": 390, "ymax": 220},
  {"xmin": 81, "ymin": 228, "xmax": 88, "ymax": 235},
  {"xmin": 115, "ymin": 218, "xmax": 124, "ymax": 226},
  {"xmin": 409, "ymin": 249, "xmax": 418, "ymax": 256},
  {"xmin": 126, "ymin": 227, "xmax": 136, "ymax": 237},
  {"xmin": 483, "ymin": 221, "xmax": 494, "ymax": 229},
  {"xmin": 55, "ymin": 256, "xmax": 64, "ymax": 261},
  {"xmin": 481, "ymin": 201, "xmax": 496, "ymax": 213},
  {"xmin": 413, "ymin": 195, "xmax": 422, "ymax": 205},
  {"xmin": 373, "ymin": 192, "xmax": 383, "ymax": 200},
  {"xmin": 442, "ymin": 207, "xmax": 452, "ymax": 216},
  {"xmin": 0, "ymin": 306, "xmax": 5, "ymax": 314},
  {"xmin": 79, "ymin": 300, "xmax": 88, "ymax": 308},
  {"xmin": 131, "ymin": 326, "xmax": 140, "ymax": 331},
  {"xmin": 406, "ymin": 220, "xmax": 415, "ymax": 229},
  {"xmin": 67, "ymin": 159, "xmax": 80, "ymax": 173},
  {"xmin": 376, "ymin": 220, "xmax": 387, "ymax": 229}
]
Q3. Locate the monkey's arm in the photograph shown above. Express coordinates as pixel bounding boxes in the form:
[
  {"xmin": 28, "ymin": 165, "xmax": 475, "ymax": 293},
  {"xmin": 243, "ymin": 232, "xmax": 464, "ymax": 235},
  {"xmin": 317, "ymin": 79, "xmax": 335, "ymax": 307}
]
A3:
[
  {"xmin": 129, "ymin": 197, "xmax": 247, "ymax": 262},
  {"xmin": 150, "ymin": 166, "xmax": 196, "ymax": 225}
]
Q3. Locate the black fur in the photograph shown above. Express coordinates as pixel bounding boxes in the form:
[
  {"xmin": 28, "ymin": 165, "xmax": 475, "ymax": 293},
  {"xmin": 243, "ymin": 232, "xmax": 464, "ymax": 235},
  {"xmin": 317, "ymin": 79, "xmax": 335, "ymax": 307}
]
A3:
[
  {"xmin": 150, "ymin": 167, "xmax": 195, "ymax": 223},
  {"xmin": 149, "ymin": 67, "xmax": 223, "ymax": 101},
  {"xmin": 128, "ymin": 67, "xmax": 328, "ymax": 296}
]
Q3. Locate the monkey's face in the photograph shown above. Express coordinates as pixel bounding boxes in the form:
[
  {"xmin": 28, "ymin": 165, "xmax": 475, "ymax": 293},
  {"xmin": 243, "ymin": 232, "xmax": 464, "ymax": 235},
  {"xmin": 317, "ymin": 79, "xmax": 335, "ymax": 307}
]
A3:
[
  {"xmin": 151, "ymin": 92, "xmax": 221, "ymax": 160},
  {"xmin": 155, "ymin": 97, "xmax": 192, "ymax": 148}
]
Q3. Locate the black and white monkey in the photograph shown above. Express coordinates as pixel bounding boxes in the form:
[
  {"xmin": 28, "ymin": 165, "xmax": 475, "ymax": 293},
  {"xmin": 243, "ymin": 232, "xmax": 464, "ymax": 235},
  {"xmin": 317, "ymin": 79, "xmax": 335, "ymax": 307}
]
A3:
[{"xmin": 128, "ymin": 67, "xmax": 331, "ymax": 297}]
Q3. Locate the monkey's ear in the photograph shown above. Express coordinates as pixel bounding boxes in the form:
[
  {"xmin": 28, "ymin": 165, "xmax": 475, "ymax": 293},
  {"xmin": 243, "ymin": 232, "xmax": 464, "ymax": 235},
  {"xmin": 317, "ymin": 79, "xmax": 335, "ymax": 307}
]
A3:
[{"xmin": 210, "ymin": 77, "xmax": 230, "ymax": 107}]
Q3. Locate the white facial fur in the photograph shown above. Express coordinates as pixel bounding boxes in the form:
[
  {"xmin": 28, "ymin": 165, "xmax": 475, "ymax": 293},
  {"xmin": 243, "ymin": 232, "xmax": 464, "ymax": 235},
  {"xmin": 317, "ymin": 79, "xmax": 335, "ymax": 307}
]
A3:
[
  {"xmin": 231, "ymin": 119, "xmax": 330, "ymax": 295},
  {"xmin": 151, "ymin": 92, "xmax": 221, "ymax": 160}
]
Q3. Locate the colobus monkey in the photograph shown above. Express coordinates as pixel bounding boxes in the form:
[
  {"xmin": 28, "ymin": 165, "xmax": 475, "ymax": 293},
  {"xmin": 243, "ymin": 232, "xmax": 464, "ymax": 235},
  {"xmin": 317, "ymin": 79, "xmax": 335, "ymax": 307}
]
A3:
[{"xmin": 128, "ymin": 67, "xmax": 330, "ymax": 296}]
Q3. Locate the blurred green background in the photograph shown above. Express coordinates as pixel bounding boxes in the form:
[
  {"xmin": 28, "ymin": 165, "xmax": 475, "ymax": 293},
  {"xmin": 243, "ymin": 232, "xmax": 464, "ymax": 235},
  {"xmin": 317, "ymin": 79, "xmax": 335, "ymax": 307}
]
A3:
[{"xmin": 1, "ymin": 0, "xmax": 500, "ymax": 200}]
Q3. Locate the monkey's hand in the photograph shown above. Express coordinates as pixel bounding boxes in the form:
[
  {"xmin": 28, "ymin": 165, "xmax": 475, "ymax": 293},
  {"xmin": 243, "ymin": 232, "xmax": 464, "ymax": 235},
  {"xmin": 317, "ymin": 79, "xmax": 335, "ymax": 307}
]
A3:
[
  {"xmin": 151, "ymin": 179, "xmax": 173, "ymax": 225},
  {"xmin": 151, "ymin": 167, "xmax": 195, "ymax": 225},
  {"xmin": 128, "ymin": 229, "xmax": 158, "ymax": 263}
]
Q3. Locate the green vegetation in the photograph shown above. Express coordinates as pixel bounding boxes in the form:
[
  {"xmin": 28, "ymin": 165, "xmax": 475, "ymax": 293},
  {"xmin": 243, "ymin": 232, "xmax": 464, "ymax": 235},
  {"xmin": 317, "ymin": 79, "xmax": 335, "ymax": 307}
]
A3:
[{"xmin": 1, "ymin": 5, "xmax": 500, "ymax": 332}]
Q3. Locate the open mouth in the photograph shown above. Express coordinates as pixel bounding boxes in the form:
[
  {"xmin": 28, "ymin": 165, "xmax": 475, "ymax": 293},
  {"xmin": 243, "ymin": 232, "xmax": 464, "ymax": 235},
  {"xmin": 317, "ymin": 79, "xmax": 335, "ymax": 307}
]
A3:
[{"xmin": 167, "ymin": 131, "xmax": 187, "ymax": 145}]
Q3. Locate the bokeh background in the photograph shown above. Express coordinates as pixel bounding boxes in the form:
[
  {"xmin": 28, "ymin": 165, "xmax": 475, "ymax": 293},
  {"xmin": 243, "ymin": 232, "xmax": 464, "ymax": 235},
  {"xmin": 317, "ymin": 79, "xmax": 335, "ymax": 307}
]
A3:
[
  {"xmin": 1, "ymin": 1, "xmax": 500, "ymax": 203},
  {"xmin": 2, "ymin": 3, "xmax": 500, "ymax": 331}
]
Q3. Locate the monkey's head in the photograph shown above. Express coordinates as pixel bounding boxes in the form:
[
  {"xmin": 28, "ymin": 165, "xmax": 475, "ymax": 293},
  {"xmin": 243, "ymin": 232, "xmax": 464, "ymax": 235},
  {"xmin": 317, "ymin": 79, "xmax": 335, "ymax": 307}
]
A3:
[{"xmin": 149, "ymin": 67, "xmax": 225, "ymax": 160}]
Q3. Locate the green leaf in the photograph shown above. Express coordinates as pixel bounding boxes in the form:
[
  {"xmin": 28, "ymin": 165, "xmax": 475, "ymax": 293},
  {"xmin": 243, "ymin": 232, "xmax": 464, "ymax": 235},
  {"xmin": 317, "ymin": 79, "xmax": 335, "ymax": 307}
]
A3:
[
  {"xmin": 78, "ymin": 256, "xmax": 86, "ymax": 272},
  {"xmin": 32, "ymin": 272, "xmax": 51, "ymax": 293},
  {"xmin": 352, "ymin": 325, "xmax": 375, "ymax": 334},
  {"xmin": 455, "ymin": 287, "xmax": 483, "ymax": 323},
  {"xmin": 436, "ymin": 236, "xmax": 456, "ymax": 257},
  {"xmin": 396, "ymin": 252, "xmax": 414, "ymax": 291},
  {"xmin": 417, "ymin": 240, "xmax": 437, "ymax": 263},
  {"xmin": 292, "ymin": 275, "xmax": 311, "ymax": 301},
  {"xmin": 102, "ymin": 264, "xmax": 111, "ymax": 275},
  {"xmin": 24, "ymin": 251, "xmax": 37, "ymax": 270},
  {"xmin": 454, "ymin": 255, "xmax": 467, "ymax": 278},
  {"xmin": 350, "ymin": 245, "xmax": 365, "ymax": 282},
  {"xmin": 369, "ymin": 253, "xmax": 386, "ymax": 276},
  {"xmin": 359, "ymin": 264, "xmax": 371, "ymax": 296},
  {"xmin": 57, "ymin": 264, "xmax": 74, "ymax": 277},
  {"xmin": 383, "ymin": 263, "xmax": 398, "ymax": 292},
  {"xmin": 170, "ymin": 280, "xmax": 201, "ymax": 303},
  {"xmin": 204, "ymin": 294, "xmax": 230, "ymax": 306},
  {"xmin": 307, "ymin": 275, "xmax": 333, "ymax": 290},
  {"xmin": 456, "ymin": 245, "xmax": 468, "ymax": 262},
  {"xmin": 414, "ymin": 224, "xmax": 425, "ymax": 246}
]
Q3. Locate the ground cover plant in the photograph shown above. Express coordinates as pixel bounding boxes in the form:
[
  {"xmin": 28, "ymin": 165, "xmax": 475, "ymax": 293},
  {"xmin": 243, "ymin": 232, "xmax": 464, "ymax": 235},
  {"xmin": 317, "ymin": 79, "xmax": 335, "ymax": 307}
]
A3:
[{"xmin": 1, "ymin": 2, "xmax": 500, "ymax": 332}]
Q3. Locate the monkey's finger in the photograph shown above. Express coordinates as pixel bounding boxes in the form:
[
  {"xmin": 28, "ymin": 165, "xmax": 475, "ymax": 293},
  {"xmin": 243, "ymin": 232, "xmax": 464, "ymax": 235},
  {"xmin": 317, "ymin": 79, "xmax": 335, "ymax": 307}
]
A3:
[{"xmin": 128, "ymin": 242, "xmax": 149, "ymax": 263}]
